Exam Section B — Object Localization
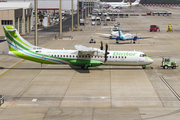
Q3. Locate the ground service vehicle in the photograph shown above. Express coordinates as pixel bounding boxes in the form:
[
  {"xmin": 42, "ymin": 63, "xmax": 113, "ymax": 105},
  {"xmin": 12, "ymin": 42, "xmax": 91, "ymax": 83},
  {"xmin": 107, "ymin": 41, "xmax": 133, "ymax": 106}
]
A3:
[
  {"xmin": 161, "ymin": 57, "xmax": 177, "ymax": 69},
  {"xmin": 150, "ymin": 25, "xmax": 160, "ymax": 32},
  {"xmin": 167, "ymin": 24, "xmax": 173, "ymax": 32},
  {"xmin": 80, "ymin": 19, "xmax": 84, "ymax": 25}
]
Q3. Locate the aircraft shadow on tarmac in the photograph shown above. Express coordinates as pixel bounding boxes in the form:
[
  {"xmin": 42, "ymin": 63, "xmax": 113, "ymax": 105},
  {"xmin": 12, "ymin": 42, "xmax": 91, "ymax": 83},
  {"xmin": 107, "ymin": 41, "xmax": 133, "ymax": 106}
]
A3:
[{"xmin": 0, "ymin": 67, "xmax": 143, "ymax": 73}]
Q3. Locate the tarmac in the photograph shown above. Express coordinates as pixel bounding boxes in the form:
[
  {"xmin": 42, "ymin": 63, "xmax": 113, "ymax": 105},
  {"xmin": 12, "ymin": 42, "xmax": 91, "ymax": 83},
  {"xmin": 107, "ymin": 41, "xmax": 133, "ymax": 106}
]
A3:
[{"xmin": 0, "ymin": 6, "xmax": 180, "ymax": 120}]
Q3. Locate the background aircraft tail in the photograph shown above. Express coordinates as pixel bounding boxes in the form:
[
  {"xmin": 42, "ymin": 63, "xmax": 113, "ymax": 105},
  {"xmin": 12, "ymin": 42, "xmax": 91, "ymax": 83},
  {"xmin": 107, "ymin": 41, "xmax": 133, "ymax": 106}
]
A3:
[
  {"xmin": 3, "ymin": 26, "xmax": 35, "ymax": 51},
  {"xmin": 134, "ymin": 0, "xmax": 140, "ymax": 3}
]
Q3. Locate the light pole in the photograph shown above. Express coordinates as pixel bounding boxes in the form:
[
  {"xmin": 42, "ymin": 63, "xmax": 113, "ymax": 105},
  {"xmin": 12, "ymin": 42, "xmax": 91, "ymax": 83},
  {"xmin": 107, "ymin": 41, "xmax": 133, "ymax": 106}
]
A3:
[
  {"xmin": 59, "ymin": 0, "xmax": 62, "ymax": 39},
  {"xmin": 81, "ymin": 0, "xmax": 83, "ymax": 19},
  {"xmin": 72, "ymin": 0, "xmax": 73, "ymax": 31},
  {"xmin": 77, "ymin": 0, "xmax": 79, "ymax": 28},
  {"xmin": 34, "ymin": 0, "xmax": 37, "ymax": 46},
  {"xmin": 85, "ymin": 0, "xmax": 86, "ymax": 20},
  {"xmin": 88, "ymin": 0, "xmax": 89, "ymax": 16}
]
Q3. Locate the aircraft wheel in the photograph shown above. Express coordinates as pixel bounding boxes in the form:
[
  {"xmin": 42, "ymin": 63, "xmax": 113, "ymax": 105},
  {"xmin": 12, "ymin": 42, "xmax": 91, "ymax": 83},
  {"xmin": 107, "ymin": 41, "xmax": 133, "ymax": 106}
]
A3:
[
  {"xmin": 84, "ymin": 65, "xmax": 89, "ymax": 70},
  {"xmin": 133, "ymin": 41, "xmax": 136, "ymax": 44},
  {"xmin": 142, "ymin": 67, "xmax": 146, "ymax": 69}
]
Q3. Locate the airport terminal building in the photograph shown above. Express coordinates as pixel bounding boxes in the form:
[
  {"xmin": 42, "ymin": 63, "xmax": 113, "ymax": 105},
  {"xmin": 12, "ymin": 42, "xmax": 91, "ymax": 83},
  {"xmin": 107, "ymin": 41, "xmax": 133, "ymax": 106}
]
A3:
[{"xmin": 0, "ymin": 2, "xmax": 32, "ymax": 36}]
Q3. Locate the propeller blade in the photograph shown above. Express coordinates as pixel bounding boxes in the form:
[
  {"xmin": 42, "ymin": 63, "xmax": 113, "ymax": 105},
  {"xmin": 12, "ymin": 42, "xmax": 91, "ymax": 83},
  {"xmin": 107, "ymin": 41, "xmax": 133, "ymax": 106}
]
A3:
[
  {"xmin": 100, "ymin": 41, "xmax": 103, "ymax": 50},
  {"xmin": 104, "ymin": 43, "xmax": 109, "ymax": 62}
]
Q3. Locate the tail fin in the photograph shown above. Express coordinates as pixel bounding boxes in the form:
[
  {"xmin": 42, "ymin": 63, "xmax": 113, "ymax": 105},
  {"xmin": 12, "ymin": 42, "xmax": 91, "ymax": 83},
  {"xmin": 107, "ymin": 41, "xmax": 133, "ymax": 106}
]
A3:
[
  {"xmin": 134, "ymin": 0, "xmax": 140, "ymax": 3},
  {"xmin": 118, "ymin": 30, "xmax": 121, "ymax": 36},
  {"xmin": 3, "ymin": 26, "xmax": 35, "ymax": 51}
]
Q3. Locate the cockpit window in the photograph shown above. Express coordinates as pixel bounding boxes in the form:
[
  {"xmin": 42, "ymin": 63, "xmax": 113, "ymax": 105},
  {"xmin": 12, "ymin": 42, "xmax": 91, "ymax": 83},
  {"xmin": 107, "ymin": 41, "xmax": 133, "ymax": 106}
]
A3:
[{"xmin": 140, "ymin": 54, "xmax": 147, "ymax": 57}]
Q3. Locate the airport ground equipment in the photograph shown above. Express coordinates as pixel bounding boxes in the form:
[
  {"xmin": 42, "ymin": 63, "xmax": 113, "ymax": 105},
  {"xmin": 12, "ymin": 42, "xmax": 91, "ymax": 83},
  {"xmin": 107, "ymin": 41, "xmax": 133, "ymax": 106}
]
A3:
[
  {"xmin": 150, "ymin": 25, "xmax": 160, "ymax": 32},
  {"xmin": 167, "ymin": 24, "xmax": 173, "ymax": 32},
  {"xmin": 89, "ymin": 38, "xmax": 96, "ymax": 43},
  {"xmin": 161, "ymin": 57, "xmax": 177, "ymax": 69},
  {"xmin": 0, "ymin": 95, "xmax": 4, "ymax": 106},
  {"xmin": 80, "ymin": 19, "xmax": 85, "ymax": 25}
]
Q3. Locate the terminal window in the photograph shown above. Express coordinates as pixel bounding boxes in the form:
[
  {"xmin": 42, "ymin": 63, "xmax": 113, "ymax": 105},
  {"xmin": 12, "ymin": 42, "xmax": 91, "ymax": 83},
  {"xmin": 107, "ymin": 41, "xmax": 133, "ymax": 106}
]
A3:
[{"xmin": 1, "ymin": 20, "xmax": 13, "ymax": 25}]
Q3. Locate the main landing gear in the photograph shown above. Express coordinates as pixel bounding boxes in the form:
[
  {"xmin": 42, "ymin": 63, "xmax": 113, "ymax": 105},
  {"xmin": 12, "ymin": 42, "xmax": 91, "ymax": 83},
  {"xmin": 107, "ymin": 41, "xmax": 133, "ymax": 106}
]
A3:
[
  {"xmin": 81, "ymin": 64, "xmax": 90, "ymax": 70},
  {"xmin": 142, "ymin": 65, "xmax": 146, "ymax": 69}
]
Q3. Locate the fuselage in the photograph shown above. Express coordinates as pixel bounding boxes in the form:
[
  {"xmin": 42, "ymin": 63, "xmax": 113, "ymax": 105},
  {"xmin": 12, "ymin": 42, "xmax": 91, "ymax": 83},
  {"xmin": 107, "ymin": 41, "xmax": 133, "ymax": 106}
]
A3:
[{"xmin": 3, "ymin": 49, "xmax": 153, "ymax": 67}]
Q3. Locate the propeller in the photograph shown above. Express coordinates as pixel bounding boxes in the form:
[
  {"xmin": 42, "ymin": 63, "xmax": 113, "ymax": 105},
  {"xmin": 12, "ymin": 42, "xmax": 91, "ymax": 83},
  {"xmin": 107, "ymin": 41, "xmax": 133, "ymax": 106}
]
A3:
[
  {"xmin": 100, "ymin": 41, "xmax": 103, "ymax": 50},
  {"xmin": 104, "ymin": 43, "xmax": 109, "ymax": 63}
]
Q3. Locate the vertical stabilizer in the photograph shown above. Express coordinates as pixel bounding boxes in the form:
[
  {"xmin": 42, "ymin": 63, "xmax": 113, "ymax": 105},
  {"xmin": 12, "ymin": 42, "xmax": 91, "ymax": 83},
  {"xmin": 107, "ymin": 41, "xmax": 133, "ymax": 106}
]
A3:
[{"xmin": 3, "ymin": 26, "xmax": 35, "ymax": 51}]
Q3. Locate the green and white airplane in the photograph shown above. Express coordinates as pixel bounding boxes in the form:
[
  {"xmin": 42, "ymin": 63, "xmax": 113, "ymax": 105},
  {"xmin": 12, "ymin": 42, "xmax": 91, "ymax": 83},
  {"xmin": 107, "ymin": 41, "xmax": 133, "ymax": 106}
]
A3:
[{"xmin": 2, "ymin": 26, "xmax": 153, "ymax": 70}]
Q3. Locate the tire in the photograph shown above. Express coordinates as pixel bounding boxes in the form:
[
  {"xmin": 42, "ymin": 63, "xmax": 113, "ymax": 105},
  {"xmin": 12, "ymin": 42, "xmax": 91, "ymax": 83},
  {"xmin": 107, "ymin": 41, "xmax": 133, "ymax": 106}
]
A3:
[
  {"xmin": 84, "ymin": 66, "xmax": 89, "ymax": 70},
  {"xmin": 164, "ymin": 65, "xmax": 168, "ymax": 69},
  {"xmin": 142, "ymin": 67, "xmax": 146, "ymax": 69},
  {"xmin": 172, "ymin": 66, "xmax": 176, "ymax": 69},
  {"xmin": 133, "ymin": 41, "xmax": 136, "ymax": 44},
  {"xmin": 116, "ymin": 41, "xmax": 119, "ymax": 44}
]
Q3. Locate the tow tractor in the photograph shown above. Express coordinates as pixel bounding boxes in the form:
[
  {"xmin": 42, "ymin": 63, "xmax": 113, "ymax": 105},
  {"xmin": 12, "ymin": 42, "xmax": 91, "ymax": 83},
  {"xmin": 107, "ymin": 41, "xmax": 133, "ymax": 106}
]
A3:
[{"xmin": 161, "ymin": 57, "xmax": 178, "ymax": 69}]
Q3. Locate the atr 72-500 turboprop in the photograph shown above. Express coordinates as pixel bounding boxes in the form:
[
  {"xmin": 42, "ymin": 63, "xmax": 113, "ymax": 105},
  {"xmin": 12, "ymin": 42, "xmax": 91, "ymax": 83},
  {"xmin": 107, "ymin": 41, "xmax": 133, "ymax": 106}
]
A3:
[{"xmin": 2, "ymin": 26, "xmax": 153, "ymax": 70}]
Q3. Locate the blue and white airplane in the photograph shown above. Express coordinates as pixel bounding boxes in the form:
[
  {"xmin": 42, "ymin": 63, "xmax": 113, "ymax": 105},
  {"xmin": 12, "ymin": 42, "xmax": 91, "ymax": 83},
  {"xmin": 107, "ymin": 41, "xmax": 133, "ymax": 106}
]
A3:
[{"xmin": 98, "ymin": 30, "xmax": 152, "ymax": 44}]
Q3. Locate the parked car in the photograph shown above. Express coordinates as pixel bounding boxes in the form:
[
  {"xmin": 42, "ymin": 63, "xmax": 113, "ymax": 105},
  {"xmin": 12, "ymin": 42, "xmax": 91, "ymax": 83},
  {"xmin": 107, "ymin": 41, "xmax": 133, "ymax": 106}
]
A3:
[
  {"xmin": 92, "ymin": 22, "xmax": 95, "ymax": 26},
  {"xmin": 97, "ymin": 21, "xmax": 101, "ymax": 25},
  {"xmin": 150, "ymin": 25, "xmax": 160, "ymax": 32},
  {"xmin": 103, "ymin": 21, "xmax": 107, "ymax": 26}
]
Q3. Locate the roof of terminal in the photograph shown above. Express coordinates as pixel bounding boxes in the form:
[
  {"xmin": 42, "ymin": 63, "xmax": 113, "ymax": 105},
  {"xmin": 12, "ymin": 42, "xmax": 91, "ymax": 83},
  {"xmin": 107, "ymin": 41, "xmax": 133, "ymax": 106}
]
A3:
[{"xmin": 0, "ymin": 2, "xmax": 32, "ymax": 9}]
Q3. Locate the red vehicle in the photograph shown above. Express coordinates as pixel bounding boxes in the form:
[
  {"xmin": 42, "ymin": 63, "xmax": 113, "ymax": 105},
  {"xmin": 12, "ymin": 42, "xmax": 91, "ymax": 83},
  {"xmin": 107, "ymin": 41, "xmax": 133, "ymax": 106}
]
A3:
[
  {"xmin": 150, "ymin": 25, "xmax": 160, "ymax": 32},
  {"xmin": 79, "ymin": 8, "xmax": 81, "ymax": 11}
]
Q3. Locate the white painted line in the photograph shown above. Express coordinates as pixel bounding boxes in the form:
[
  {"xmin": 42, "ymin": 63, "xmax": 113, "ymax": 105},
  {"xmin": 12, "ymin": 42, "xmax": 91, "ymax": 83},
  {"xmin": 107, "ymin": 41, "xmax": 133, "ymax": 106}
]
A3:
[
  {"xmin": 32, "ymin": 99, "xmax": 37, "ymax": 102},
  {"xmin": 17, "ymin": 104, "xmax": 39, "ymax": 106}
]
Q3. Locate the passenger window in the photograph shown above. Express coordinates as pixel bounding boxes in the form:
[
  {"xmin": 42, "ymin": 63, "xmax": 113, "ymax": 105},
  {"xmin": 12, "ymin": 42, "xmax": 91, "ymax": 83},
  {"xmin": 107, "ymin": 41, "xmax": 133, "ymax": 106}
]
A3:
[
  {"xmin": 110, "ymin": 56, "xmax": 111, "ymax": 58},
  {"xmin": 95, "ymin": 56, "xmax": 96, "ymax": 58},
  {"xmin": 125, "ymin": 56, "xmax": 126, "ymax": 58},
  {"xmin": 91, "ymin": 56, "xmax": 93, "ymax": 58},
  {"xmin": 113, "ymin": 56, "xmax": 114, "ymax": 58},
  {"xmin": 54, "ymin": 55, "xmax": 56, "ymax": 57},
  {"xmin": 63, "ymin": 55, "xmax": 65, "ymax": 57},
  {"xmin": 69, "ymin": 55, "xmax": 71, "ymax": 57},
  {"xmin": 79, "ymin": 55, "xmax": 81, "ymax": 58},
  {"xmin": 51, "ymin": 55, "xmax": 53, "ymax": 57},
  {"xmin": 122, "ymin": 56, "xmax": 123, "ymax": 58},
  {"xmin": 116, "ymin": 56, "xmax": 117, "ymax": 58},
  {"xmin": 66, "ymin": 55, "xmax": 68, "ymax": 57},
  {"xmin": 57, "ymin": 55, "xmax": 59, "ymax": 57},
  {"xmin": 82, "ymin": 55, "xmax": 84, "ymax": 58},
  {"xmin": 73, "ymin": 55, "xmax": 75, "ymax": 57},
  {"xmin": 85, "ymin": 56, "xmax": 87, "ymax": 58},
  {"xmin": 119, "ymin": 56, "xmax": 121, "ymax": 58}
]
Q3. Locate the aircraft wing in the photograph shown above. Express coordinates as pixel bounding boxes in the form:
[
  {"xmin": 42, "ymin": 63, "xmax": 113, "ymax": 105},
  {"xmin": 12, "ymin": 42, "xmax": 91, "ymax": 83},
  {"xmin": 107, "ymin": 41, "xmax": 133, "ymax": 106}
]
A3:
[
  {"xmin": 99, "ymin": 36, "xmax": 117, "ymax": 39},
  {"xmin": 136, "ymin": 37, "xmax": 153, "ymax": 40},
  {"xmin": 96, "ymin": 33, "xmax": 111, "ymax": 36},
  {"xmin": 75, "ymin": 45, "xmax": 105, "ymax": 56}
]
